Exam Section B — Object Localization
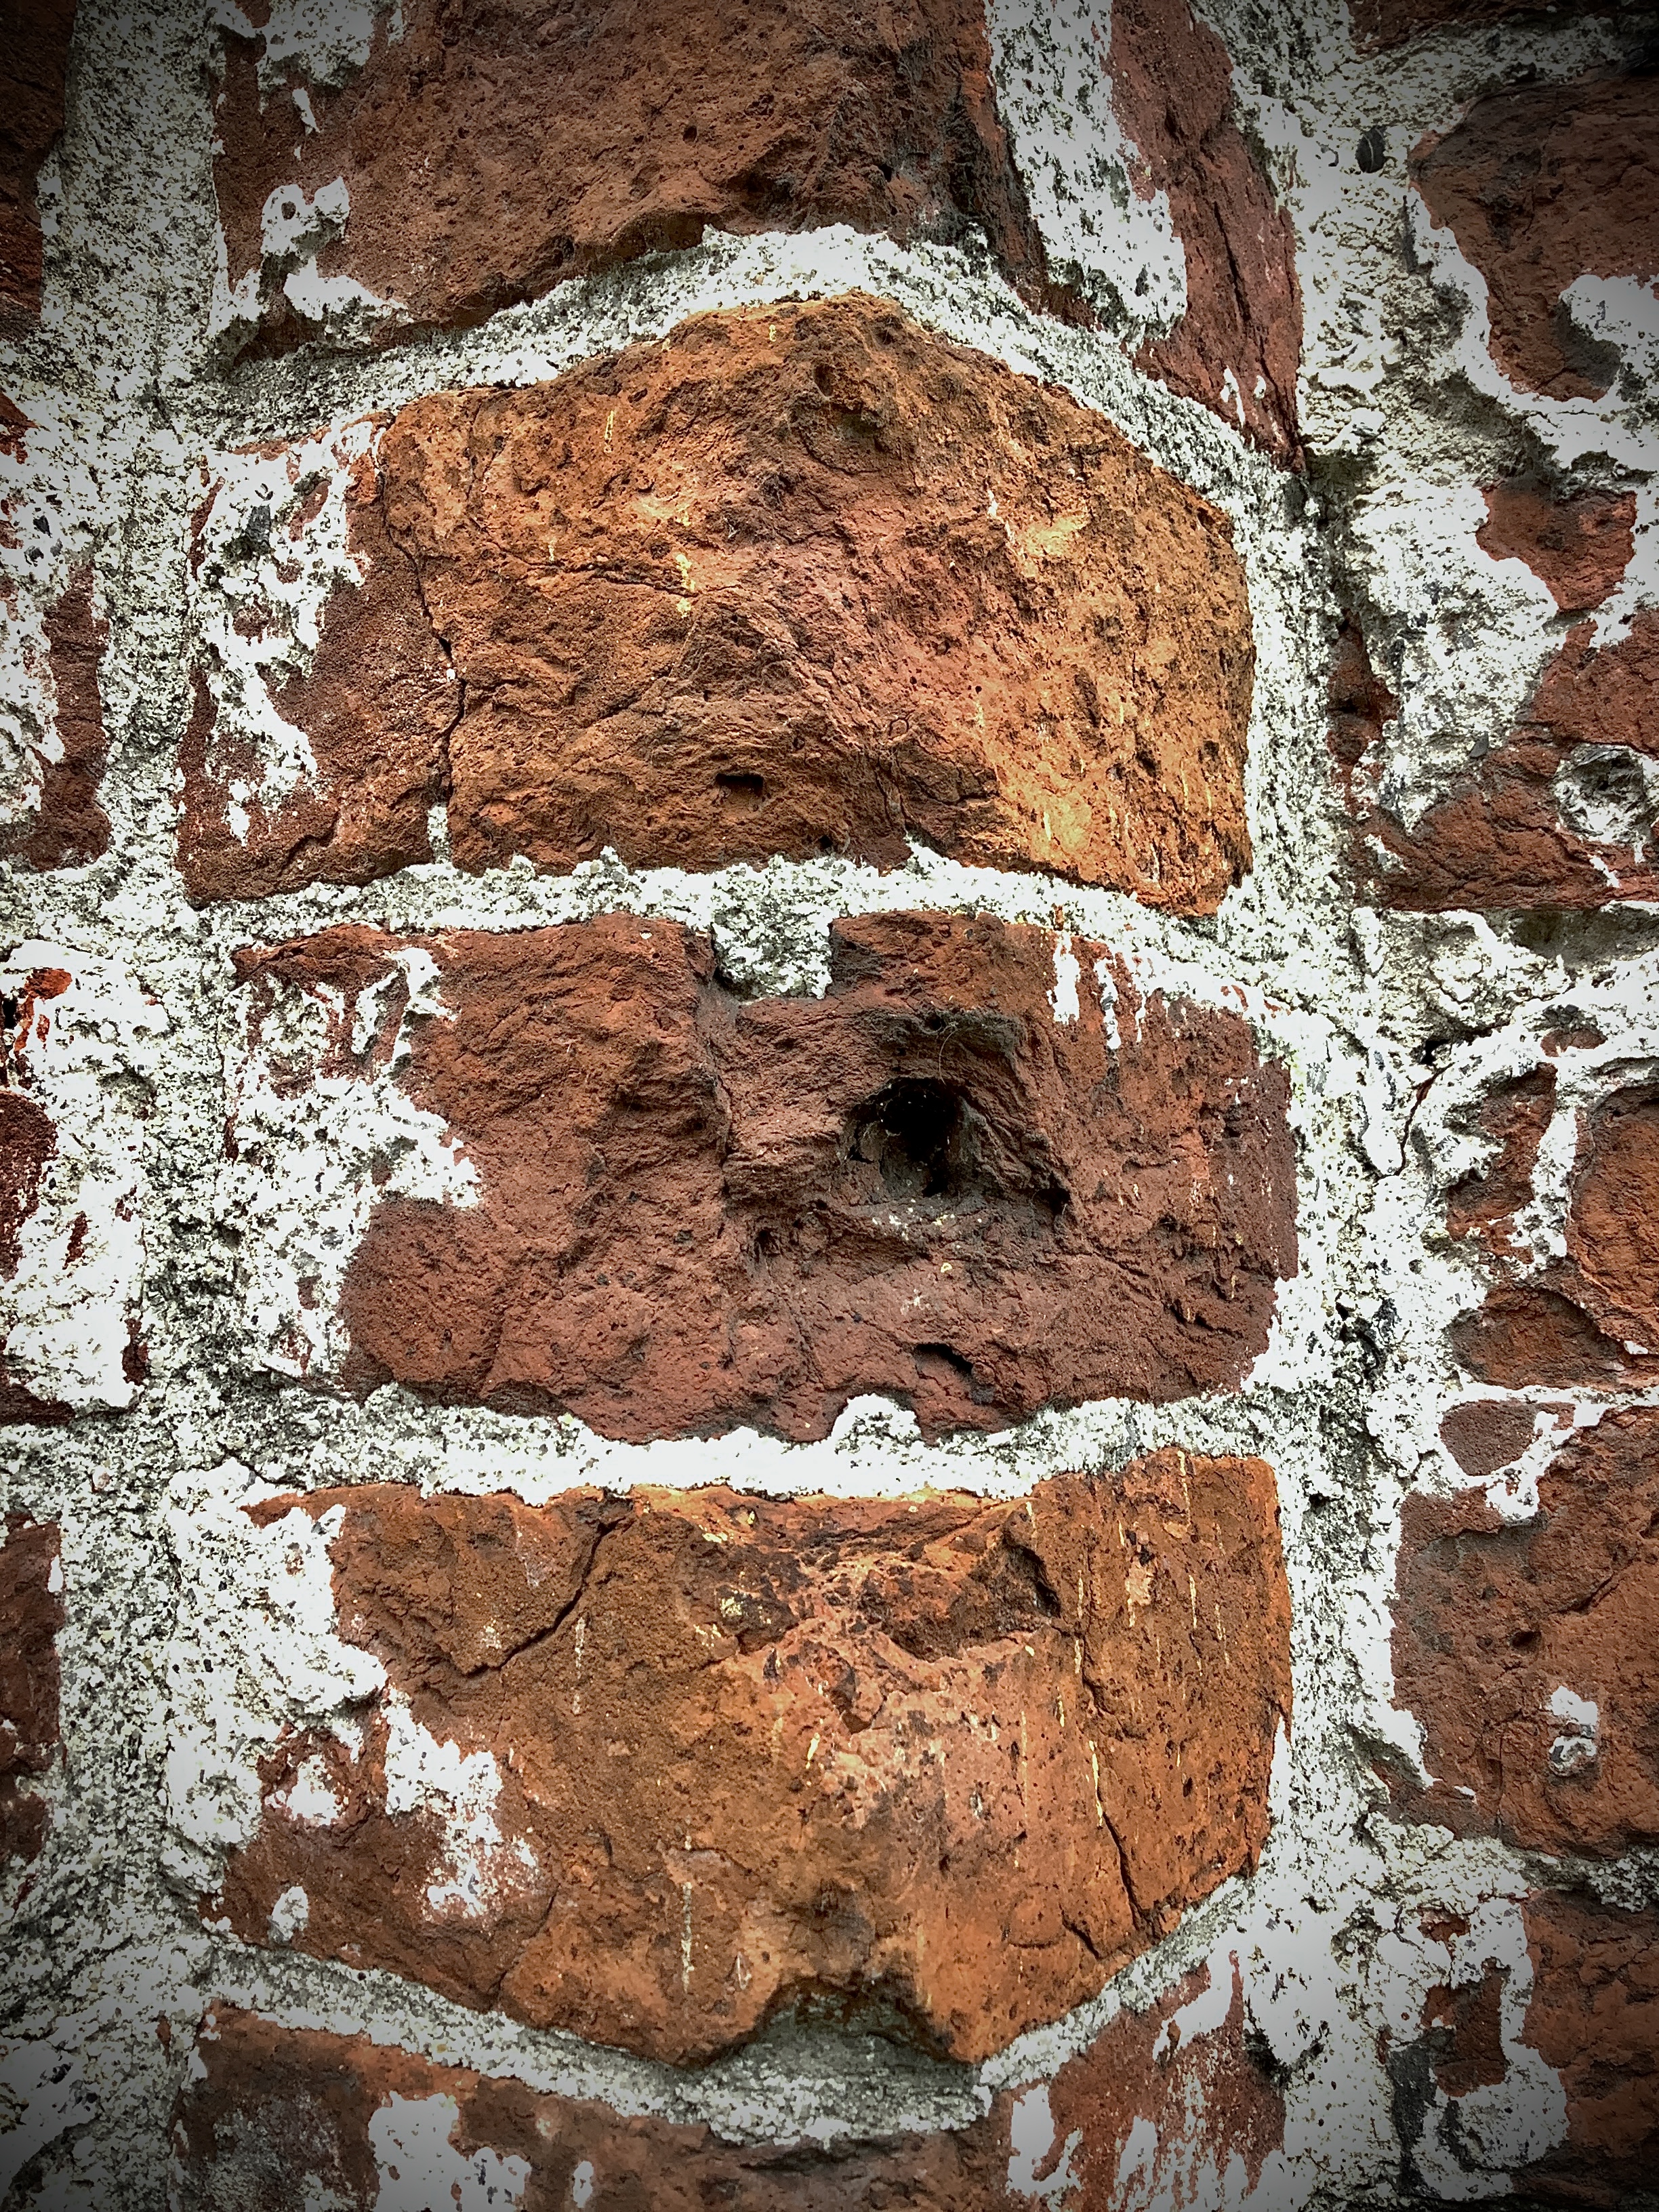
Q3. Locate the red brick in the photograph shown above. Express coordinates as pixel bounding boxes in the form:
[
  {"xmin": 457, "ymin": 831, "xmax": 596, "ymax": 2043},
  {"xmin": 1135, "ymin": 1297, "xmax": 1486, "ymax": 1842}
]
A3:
[
  {"xmin": 0, "ymin": 1, "xmax": 75, "ymax": 326},
  {"xmin": 0, "ymin": 1515, "xmax": 62, "ymax": 1866},
  {"xmin": 1478, "ymin": 480, "xmax": 1636, "ymax": 615},
  {"xmin": 1359, "ymin": 609, "xmax": 1659, "ymax": 912},
  {"xmin": 1439, "ymin": 1397, "xmax": 1540, "ymax": 1481},
  {"xmin": 1445, "ymin": 1066, "xmax": 1556, "ymax": 1256},
  {"xmin": 184, "ymin": 297, "xmax": 1256, "ymax": 907},
  {"xmin": 209, "ymin": 0, "xmax": 1048, "ymax": 353},
  {"xmin": 1392, "ymin": 1409, "xmax": 1659, "ymax": 1852},
  {"xmin": 228, "ymin": 910, "xmax": 1298, "ymax": 1441},
  {"xmin": 1030, "ymin": 1952, "xmax": 1287, "ymax": 2204},
  {"xmin": 1350, "ymin": 0, "xmax": 1611, "ymax": 49},
  {"xmin": 1412, "ymin": 70, "xmax": 1659, "ymax": 402},
  {"xmin": 170, "ymin": 2009, "xmax": 1016, "ymax": 2210},
  {"xmin": 214, "ymin": 1456, "xmax": 1290, "ymax": 2064},
  {"xmin": 1103, "ymin": 0, "xmax": 1303, "ymax": 464},
  {"xmin": 1517, "ymin": 1891, "xmax": 1659, "ymax": 2209}
]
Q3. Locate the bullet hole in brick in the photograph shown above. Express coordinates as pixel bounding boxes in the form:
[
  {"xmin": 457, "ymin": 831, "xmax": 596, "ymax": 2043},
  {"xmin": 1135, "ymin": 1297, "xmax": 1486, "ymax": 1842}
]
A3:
[{"xmin": 847, "ymin": 1078, "xmax": 981, "ymax": 1202}]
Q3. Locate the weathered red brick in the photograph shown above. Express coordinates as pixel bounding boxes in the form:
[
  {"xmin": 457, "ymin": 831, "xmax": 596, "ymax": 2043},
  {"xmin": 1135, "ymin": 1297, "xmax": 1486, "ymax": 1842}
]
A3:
[
  {"xmin": 171, "ymin": 2009, "xmax": 1016, "ymax": 2210},
  {"xmin": 1478, "ymin": 480, "xmax": 1636, "ymax": 615},
  {"xmin": 1361, "ymin": 609, "xmax": 1659, "ymax": 912},
  {"xmin": 1031, "ymin": 1952, "xmax": 1287, "ymax": 2205},
  {"xmin": 178, "ymin": 424, "xmax": 455, "ymax": 902},
  {"xmin": 1393, "ymin": 1410, "xmax": 1659, "ymax": 1852},
  {"xmin": 1563, "ymin": 1086, "xmax": 1659, "ymax": 1355},
  {"xmin": 214, "ymin": 1454, "xmax": 1290, "ymax": 2064},
  {"xmin": 210, "ymin": 0, "xmax": 1048, "ymax": 353},
  {"xmin": 1104, "ymin": 0, "xmax": 1303, "ymax": 463},
  {"xmin": 1438, "ymin": 1397, "xmax": 1540, "ymax": 1481},
  {"xmin": 0, "ymin": 1, "xmax": 75, "ymax": 325},
  {"xmin": 185, "ymin": 298, "xmax": 1256, "ymax": 907},
  {"xmin": 1350, "ymin": 0, "xmax": 1611, "ymax": 49},
  {"xmin": 0, "ymin": 401, "xmax": 111, "ymax": 870},
  {"xmin": 1413, "ymin": 70, "xmax": 1659, "ymax": 401},
  {"xmin": 230, "ymin": 910, "xmax": 1297, "ymax": 1441},
  {"xmin": 1445, "ymin": 1066, "xmax": 1556, "ymax": 1256},
  {"xmin": 0, "ymin": 1515, "xmax": 61, "ymax": 1866},
  {"xmin": 1451, "ymin": 1284, "xmax": 1659, "ymax": 1393},
  {"xmin": 1516, "ymin": 1891, "xmax": 1659, "ymax": 2209}
]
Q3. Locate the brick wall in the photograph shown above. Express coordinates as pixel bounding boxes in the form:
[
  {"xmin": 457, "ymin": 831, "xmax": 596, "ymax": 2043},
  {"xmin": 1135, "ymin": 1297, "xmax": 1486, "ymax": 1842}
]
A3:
[{"xmin": 1, "ymin": 1, "xmax": 1656, "ymax": 2205}]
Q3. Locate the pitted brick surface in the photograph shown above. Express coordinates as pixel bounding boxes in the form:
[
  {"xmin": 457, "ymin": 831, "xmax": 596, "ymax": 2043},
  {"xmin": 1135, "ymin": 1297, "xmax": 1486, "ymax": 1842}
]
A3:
[
  {"xmin": 184, "ymin": 297, "xmax": 1256, "ymax": 905},
  {"xmin": 211, "ymin": 0, "xmax": 1048, "ymax": 352},
  {"xmin": 228, "ymin": 909, "xmax": 1297, "ymax": 1441},
  {"xmin": 1517, "ymin": 1892, "xmax": 1659, "ymax": 2209},
  {"xmin": 213, "ymin": 1452, "xmax": 1290, "ymax": 2064},
  {"xmin": 1477, "ymin": 480, "xmax": 1636, "ymax": 615},
  {"xmin": 0, "ymin": 1515, "xmax": 62, "ymax": 1866},
  {"xmin": 1412, "ymin": 69, "xmax": 1659, "ymax": 402},
  {"xmin": 1393, "ymin": 1410, "xmax": 1659, "ymax": 1852}
]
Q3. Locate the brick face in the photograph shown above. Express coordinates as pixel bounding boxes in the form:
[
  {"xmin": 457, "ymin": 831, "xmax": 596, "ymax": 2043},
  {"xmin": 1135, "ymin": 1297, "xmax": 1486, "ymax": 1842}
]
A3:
[
  {"xmin": 225, "ymin": 910, "xmax": 1297, "ymax": 1439},
  {"xmin": 183, "ymin": 297, "xmax": 1256, "ymax": 905},
  {"xmin": 1477, "ymin": 480, "xmax": 1635, "ymax": 616},
  {"xmin": 1393, "ymin": 1410, "xmax": 1659, "ymax": 1852},
  {"xmin": 1518, "ymin": 1891, "xmax": 1659, "ymax": 2208},
  {"xmin": 171, "ymin": 2010, "xmax": 1017, "ymax": 2210},
  {"xmin": 210, "ymin": 0, "xmax": 1048, "ymax": 352},
  {"xmin": 0, "ymin": 0, "xmax": 75, "ymax": 325},
  {"xmin": 1412, "ymin": 70, "xmax": 1659, "ymax": 402},
  {"xmin": 213, "ymin": 1452, "xmax": 1290, "ymax": 2064},
  {"xmin": 0, "ymin": 1515, "xmax": 62, "ymax": 1867}
]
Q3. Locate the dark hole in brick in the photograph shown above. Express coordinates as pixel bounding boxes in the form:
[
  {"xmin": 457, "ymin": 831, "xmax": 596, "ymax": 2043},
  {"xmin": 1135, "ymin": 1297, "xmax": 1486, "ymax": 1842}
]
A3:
[
  {"xmin": 714, "ymin": 771, "xmax": 766, "ymax": 813},
  {"xmin": 848, "ymin": 1078, "xmax": 979, "ymax": 1201}
]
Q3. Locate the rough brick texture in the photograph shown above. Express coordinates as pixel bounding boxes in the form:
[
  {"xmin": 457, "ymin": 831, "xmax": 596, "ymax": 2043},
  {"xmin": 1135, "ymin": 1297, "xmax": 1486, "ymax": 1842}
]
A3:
[
  {"xmin": 1477, "ymin": 478, "xmax": 1636, "ymax": 615},
  {"xmin": 216, "ymin": 1452, "xmax": 1290, "ymax": 2064},
  {"xmin": 211, "ymin": 1, "xmax": 1048, "ymax": 352},
  {"xmin": 0, "ymin": 1515, "xmax": 62, "ymax": 1866},
  {"xmin": 1105, "ymin": 0, "xmax": 1304, "ymax": 464},
  {"xmin": 1517, "ymin": 1891, "xmax": 1659, "ymax": 2209},
  {"xmin": 171, "ymin": 2010, "xmax": 1016, "ymax": 2210},
  {"xmin": 0, "ymin": 947, "xmax": 166, "ymax": 1420},
  {"xmin": 1393, "ymin": 1410, "xmax": 1659, "ymax": 1851},
  {"xmin": 182, "ymin": 297, "xmax": 1255, "ymax": 905},
  {"xmin": 0, "ymin": 0, "xmax": 75, "ymax": 324},
  {"xmin": 225, "ymin": 909, "xmax": 1296, "ymax": 1439},
  {"xmin": 1412, "ymin": 70, "xmax": 1659, "ymax": 401}
]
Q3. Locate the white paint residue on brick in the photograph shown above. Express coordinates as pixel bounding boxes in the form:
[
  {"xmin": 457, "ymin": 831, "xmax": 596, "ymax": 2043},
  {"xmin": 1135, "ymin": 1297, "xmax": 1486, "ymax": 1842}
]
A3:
[
  {"xmin": 0, "ymin": 947, "xmax": 169, "ymax": 1413},
  {"xmin": 220, "ymin": 943, "xmax": 479, "ymax": 1381},
  {"xmin": 268, "ymin": 1883, "xmax": 310, "ymax": 1944},
  {"xmin": 985, "ymin": 0, "xmax": 1186, "ymax": 337},
  {"xmin": 377, "ymin": 1695, "xmax": 520, "ymax": 1923},
  {"xmin": 367, "ymin": 2093, "xmax": 529, "ymax": 2212},
  {"xmin": 1048, "ymin": 934, "xmax": 1082, "ymax": 1025},
  {"xmin": 1005, "ymin": 2085, "xmax": 1081, "ymax": 2203},
  {"xmin": 185, "ymin": 417, "xmax": 377, "ymax": 818}
]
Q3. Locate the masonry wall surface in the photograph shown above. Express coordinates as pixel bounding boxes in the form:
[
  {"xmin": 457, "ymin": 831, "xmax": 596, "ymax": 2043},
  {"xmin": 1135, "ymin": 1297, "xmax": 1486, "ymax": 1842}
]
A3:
[{"xmin": 2, "ymin": 1, "xmax": 1658, "ymax": 2207}]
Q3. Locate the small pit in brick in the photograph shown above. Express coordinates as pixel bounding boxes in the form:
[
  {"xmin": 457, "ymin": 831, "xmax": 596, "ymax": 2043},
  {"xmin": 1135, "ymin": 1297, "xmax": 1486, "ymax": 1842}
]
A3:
[
  {"xmin": 715, "ymin": 771, "xmax": 766, "ymax": 813},
  {"xmin": 847, "ymin": 1078, "xmax": 983, "ymax": 1204}
]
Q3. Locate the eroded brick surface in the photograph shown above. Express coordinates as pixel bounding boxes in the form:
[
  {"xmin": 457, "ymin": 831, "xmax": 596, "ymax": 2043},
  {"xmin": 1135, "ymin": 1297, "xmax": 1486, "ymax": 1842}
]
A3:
[
  {"xmin": 1413, "ymin": 70, "xmax": 1659, "ymax": 402},
  {"xmin": 1359, "ymin": 609, "xmax": 1659, "ymax": 912},
  {"xmin": 210, "ymin": 1, "xmax": 1047, "ymax": 353},
  {"xmin": 223, "ymin": 909, "xmax": 1297, "ymax": 1441},
  {"xmin": 212, "ymin": 1453, "xmax": 1290, "ymax": 2064},
  {"xmin": 1105, "ymin": 0, "xmax": 1303, "ymax": 464},
  {"xmin": 184, "ymin": 298, "xmax": 1255, "ymax": 906},
  {"xmin": 170, "ymin": 2009, "xmax": 1016, "ymax": 2209},
  {"xmin": 0, "ymin": 1, "xmax": 75, "ymax": 325},
  {"xmin": 0, "ymin": 947, "xmax": 167, "ymax": 1420},
  {"xmin": 1393, "ymin": 1410, "xmax": 1659, "ymax": 1851},
  {"xmin": 1444, "ymin": 1066, "xmax": 1557, "ymax": 1255},
  {"xmin": 1517, "ymin": 1891, "xmax": 1659, "ymax": 2209},
  {"xmin": 0, "ymin": 1515, "xmax": 62, "ymax": 1866}
]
